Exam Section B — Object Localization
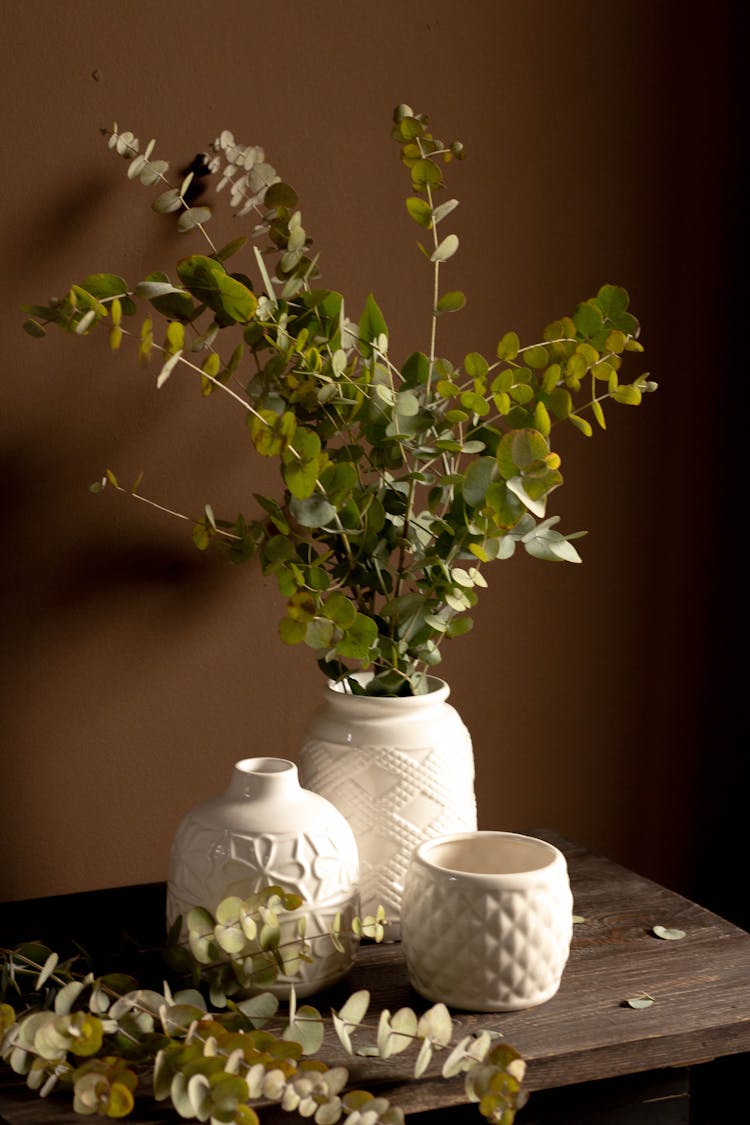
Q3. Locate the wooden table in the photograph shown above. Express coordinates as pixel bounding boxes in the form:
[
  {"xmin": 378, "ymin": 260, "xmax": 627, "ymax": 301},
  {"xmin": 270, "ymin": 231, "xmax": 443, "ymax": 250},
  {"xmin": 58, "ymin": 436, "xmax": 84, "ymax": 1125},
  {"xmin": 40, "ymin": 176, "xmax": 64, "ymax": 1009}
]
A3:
[{"xmin": 1, "ymin": 833, "xmax": 748, "ymax": 1123}]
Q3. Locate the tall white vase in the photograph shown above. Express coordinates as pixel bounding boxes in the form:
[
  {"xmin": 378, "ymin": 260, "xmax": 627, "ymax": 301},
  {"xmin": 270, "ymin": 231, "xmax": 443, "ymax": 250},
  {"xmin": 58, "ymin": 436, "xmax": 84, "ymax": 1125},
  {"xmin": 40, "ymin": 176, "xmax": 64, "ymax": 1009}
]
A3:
[
  {"xmin": 299, "ymin": 676, "xmax": 477, "ymax": 937},
  {"xmin": 167, "ymin": 756, "xmax": 360, "ymax": 997}
]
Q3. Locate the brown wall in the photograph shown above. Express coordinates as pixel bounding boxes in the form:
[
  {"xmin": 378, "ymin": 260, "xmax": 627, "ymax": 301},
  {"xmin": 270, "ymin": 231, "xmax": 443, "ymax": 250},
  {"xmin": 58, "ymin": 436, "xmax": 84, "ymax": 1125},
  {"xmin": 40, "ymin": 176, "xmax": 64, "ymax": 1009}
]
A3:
[{"xmin": 1, "ymin": 3, "xmax": 742, "ymax": 924}]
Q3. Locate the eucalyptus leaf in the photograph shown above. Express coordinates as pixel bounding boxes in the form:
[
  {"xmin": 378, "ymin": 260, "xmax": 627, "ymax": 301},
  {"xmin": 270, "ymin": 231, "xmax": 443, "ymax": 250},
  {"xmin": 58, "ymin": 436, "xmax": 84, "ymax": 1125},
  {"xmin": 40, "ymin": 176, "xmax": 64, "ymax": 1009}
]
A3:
[
  {"xmin": 152, "ymin": 188, "xmax": 182, "ymax": 214},
  {"xmin": 411, "ymin": 157, "xmax": 442, "ymax": 189},
  {"xmin": 234, "ymin": 992, "xmax": 279, "ymax": 1026},
  {"xmin": 332, "ymin": 1012, "xmax": 353, "ymax": 1055},
  {"xmin": 463, "ymin": 457, "xmax": 496, "ymax": 507},
  {"xmin": 358, "ymin": 293, "xmax": 388, "ymax": 358},
  {"xmin": 289, "ymin": 495, "xmax": 336, "ymax": 528},
  {"xmin": 436, "ymin": 290, "xmax": 466, "ymax": 314},
  {"xmin": 177, "ymin": 206, "xmax": 212, "ymax": 232},
  {"xmin": 624, "ymin": 994, "xmax": 655, "ymax": 1009},
  {"xmin": 283, "ymin": 1005, "xmax": 324, "ymax": 1054},
  {"xmin": 385, "ymin": 1008, "xmax": 418, "ymax": 1056},
  {"xmin": 431, "ymin": 234, "xmax": 459, "ymax": 262},
  {"xmin": 135, "ymin": 280, "xmax": 185, "ymax": 300},
  {"xmin": 405, "ymin": 197, "xmax": 433, "ymax": 227},
  {"xmin": 156, "ymin": 349, "xmax": 182, "ymax": 389},
  {"xmin": 652, "ymin": 925, "xmax": 686, "ymax": 941},
  {"xmin": 35, "ymin": 953, "xmax": 59, "ymax": 990},
  {"xmin": 338, "ymin": 990, "xmax": 370, "ymax": 1027},
  {"xmin": 432, "ymin": 198, "xmax": 459, "ymax": 224}
]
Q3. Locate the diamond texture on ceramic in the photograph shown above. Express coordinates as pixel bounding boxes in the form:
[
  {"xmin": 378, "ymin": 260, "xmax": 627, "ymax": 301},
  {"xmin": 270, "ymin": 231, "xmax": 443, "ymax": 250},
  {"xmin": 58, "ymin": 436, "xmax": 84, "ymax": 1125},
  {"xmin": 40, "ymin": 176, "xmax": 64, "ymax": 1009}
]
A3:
[
  {"xmin": 401, "ymin": 836, "xmax": 573, "ymax": 1011},
  {"xmin": 299, "ymin": 678, "xmax": 477, "ymax": 934},
  {"xmin": 300, "ymin": 738, "xmax": 476, "ymax": 928}
]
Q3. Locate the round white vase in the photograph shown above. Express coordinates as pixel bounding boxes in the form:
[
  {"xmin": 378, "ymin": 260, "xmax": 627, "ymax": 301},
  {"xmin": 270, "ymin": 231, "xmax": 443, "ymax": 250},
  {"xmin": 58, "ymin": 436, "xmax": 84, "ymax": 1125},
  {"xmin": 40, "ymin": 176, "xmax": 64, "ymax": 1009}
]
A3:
[
  {"xmin": 166, "ymin": 756, "xmax": 360, "ymax": 997},
  {"xmin": 298, "ymin": 676, "xmax": 477, "ymax": 937}
]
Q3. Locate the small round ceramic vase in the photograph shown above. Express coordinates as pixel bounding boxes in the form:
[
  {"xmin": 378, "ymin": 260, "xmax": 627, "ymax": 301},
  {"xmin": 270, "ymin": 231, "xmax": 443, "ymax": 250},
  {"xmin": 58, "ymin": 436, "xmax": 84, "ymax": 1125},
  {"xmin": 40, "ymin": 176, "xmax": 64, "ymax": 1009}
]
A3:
[
  {"xmin": 166, "ymin": 756, "xmax": 360, "ymax": 997},
  {"xmin": 401, "ymin": 831, "xmax": 573, "ymax": 1011},
  {"xmin": 299, "ymin": 675, "xmax": 477, "ymax": 938}
]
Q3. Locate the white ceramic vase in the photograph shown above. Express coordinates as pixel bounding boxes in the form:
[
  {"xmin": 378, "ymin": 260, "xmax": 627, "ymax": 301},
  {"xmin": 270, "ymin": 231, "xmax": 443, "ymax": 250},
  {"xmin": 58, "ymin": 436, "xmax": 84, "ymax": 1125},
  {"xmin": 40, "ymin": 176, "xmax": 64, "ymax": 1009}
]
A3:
[
  {"xmin": 298, "ymin": 676, "xmax": 477, "ymax": 937},
  {"xmin": 166, "ymin": 756, "xmax": 360, "ymax": 997},
  {"xmin": 401, "ymin": 831, "xmax": 573, "ymax": 1011}
]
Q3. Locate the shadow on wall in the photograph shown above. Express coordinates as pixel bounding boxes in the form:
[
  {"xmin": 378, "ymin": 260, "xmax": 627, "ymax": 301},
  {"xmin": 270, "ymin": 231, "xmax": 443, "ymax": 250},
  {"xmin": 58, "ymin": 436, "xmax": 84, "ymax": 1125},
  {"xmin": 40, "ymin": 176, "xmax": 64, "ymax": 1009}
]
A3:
[{"xmin": 6, "ymin": 175, "xmax": 123, "ymax": 279}]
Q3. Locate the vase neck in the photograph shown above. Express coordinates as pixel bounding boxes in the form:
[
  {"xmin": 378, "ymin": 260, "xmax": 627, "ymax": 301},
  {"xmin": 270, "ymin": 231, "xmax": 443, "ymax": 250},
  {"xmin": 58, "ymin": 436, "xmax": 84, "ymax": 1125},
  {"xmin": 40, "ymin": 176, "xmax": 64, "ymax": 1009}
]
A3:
[{"xmin": 227, "ymin": 757, "xmax": 300, "ymax": 800}]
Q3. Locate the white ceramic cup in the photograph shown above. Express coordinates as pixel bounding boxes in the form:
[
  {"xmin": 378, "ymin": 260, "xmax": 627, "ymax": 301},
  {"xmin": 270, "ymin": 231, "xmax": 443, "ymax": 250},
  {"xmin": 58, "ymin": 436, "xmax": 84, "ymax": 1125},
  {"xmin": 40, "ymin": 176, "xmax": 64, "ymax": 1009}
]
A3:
[{"xmin": 401, "ymin": 831, "xmax": 573, "ymax": 1011}]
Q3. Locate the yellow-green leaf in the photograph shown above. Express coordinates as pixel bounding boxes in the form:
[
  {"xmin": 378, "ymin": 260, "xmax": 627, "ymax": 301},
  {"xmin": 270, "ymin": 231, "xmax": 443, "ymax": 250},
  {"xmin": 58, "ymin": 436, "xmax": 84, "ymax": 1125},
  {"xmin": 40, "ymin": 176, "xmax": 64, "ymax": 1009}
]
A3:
[
  {"xmin": 250, "ymin": 410, "xmax": 296, "ymax": 456},
  {"xmin": 165, "ymin": 320, "xmax": 184, "ymax": 354},
  {"xmin": 106, "ymin": 1081, "xmax": 135, "ymax": 1118},
  {"xmin": 568, "ymin": 413, "xmax": 593, "ymax": 437},
  {"xmin": 435, "ymin": 290, "xmax": 466, "ymax": 314},
  {"xmin": 405, "ymin": 197, "xmax": 433, "ymax": 227}
]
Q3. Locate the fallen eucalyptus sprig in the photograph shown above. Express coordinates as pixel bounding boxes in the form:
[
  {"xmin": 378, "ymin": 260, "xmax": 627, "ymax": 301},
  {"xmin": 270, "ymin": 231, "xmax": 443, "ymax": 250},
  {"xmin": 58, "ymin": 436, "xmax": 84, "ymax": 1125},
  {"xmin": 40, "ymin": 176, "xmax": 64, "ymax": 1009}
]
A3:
[
  {"xmin": 166, "ymin": 886, "xmax": 386, "ymax": 1005},
  {"xmin": 1, "ymin": 888, "xmax": 525, "ymax": 1124}
]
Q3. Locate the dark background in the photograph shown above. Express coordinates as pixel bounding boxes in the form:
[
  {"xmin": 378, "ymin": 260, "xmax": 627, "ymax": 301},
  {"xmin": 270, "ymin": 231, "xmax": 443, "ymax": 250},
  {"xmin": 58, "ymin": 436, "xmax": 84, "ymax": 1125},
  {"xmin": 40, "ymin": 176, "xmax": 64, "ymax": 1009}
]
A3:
[{"xmin": 1, "ymin": 2, "xmax": 744, "ymax": 930}]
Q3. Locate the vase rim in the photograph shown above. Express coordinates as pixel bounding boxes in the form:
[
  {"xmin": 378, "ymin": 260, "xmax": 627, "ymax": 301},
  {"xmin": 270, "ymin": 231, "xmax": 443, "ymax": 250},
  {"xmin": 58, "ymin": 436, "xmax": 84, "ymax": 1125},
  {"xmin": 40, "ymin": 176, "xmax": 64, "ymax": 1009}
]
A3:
[
  {"xmin": 413, "ymin": 831, "xmax": 565, "ymax": 883},
  {"xmin": 325, "ymin": 672, "xmax": 449, "ymax": 701},
  {"xmin": 233, "ymin": 756, "xmax": 297, "ymax": 776}
]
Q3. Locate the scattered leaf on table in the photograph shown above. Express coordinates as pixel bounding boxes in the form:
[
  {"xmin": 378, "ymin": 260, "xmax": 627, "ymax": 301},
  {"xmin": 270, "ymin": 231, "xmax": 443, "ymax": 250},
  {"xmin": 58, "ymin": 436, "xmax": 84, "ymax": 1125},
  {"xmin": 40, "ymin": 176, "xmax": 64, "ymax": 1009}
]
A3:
[
  {"xmin": 572, "ymin": 915, "xmax": 586, "ymax": 924},
  {"xmin": 624, "ymin": 993, "xmax": 654, "ymax": 1009},
  {"xmin": 652, "ymin": 925, "xmax": 686, "ymax": 941}
]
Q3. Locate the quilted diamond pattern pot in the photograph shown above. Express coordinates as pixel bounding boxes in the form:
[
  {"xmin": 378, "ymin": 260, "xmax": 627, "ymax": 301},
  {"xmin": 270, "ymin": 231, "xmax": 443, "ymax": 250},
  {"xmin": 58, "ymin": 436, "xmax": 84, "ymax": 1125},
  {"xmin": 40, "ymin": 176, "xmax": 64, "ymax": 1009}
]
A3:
[
  {"xmin": 299, "ymin": 676, "xmax": 477, "ymax": 938},
  {"xmin": 401, "ymin": 831, "xmax": 573, "ymax": 1010}
]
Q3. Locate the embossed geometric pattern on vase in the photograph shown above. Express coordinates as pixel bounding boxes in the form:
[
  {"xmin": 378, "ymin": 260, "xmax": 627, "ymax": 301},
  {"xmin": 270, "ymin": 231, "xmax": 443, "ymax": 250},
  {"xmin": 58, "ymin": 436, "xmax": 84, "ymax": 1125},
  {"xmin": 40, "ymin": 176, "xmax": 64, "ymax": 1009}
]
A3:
[
  {"xmin": 402, "ymin": 861, "xmax": 573, "ymax": 1011},
  {"xmin": 300, "ymin": 739, "xmax": 477, "ymax": 923},
  {"xmin": 167, "ymin": 824, "xmax": 359, "ymax": 997},
  {"xmin": 168, "ymin": 824, "xmax": 357, "ymax": 916}
]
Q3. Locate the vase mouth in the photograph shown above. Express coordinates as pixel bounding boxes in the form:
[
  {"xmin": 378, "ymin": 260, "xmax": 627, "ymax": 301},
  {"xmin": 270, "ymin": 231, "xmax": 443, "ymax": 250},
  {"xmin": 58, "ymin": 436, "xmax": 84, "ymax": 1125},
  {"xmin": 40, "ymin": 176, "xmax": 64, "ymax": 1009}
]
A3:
[
  {"xmin": 414, "ymin": 831, "xmax": 564, "ymax": 881},
  {"xmin": 234, "ymin": 757, "xmax": 296, "ymax": 776},
  {"xmin": 326, "ymin": 672, "xmax": 449, "ymax": 701}
]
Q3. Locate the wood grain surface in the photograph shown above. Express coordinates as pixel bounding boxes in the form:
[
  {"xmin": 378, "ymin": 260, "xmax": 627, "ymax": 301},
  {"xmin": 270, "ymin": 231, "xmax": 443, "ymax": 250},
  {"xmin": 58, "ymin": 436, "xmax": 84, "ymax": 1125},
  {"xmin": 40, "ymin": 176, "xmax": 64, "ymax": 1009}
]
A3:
[{"xmin": 1, "ymin": 833, "xmax": 748, "ymax": 1122}]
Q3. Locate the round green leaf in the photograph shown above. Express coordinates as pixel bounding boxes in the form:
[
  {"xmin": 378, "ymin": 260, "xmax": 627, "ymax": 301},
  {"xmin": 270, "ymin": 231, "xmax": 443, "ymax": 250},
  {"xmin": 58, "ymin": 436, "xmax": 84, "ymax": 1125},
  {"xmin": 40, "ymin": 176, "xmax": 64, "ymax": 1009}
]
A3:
[
  {"xmin": 411, "ymin": 157, "xmax": 442, "ymax": 189},
  {"xmin": 464, "ymin": 351, "xmax": 489, "ymax": 379},
  {"xmin": 496, "ymin": 331, "xmax": 520, "ymax": 360},
  {"xmin": 305, "ymin": 617, "xmax": 335, "ymax": 649},
  {"xmin": 288, "ymin": 495, "xmax": 336, "ymax": 528},
  {"xmin": 436, "ymin": 290, "xmax": 466, "ymax": 314},
  {"xmin": 283, "ymin": 1005, "xmax": 324, "ymax": 1054},
  {"xmin": 324, "ymin": 593, "xmax": 357, "ymax": 628},
  {"xmin": 215, "ymin": 897, "xmax": 244, "ymax": 925},
  {"xmin": 405, "ymin": 197, "xmax": 433, "ymax": 227},
  {"xmin": 337, "ymin": 613, "xmax": 378, "ymax": 658}
]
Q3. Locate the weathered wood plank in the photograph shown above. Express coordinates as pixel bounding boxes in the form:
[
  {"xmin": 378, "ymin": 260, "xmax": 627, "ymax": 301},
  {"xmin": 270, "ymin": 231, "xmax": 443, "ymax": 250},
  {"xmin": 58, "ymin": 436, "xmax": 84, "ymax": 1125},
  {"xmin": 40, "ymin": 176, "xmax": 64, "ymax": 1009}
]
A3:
[{"xmin": 1, "ymin": 834, "xmax": 748, "ymax": 1122}]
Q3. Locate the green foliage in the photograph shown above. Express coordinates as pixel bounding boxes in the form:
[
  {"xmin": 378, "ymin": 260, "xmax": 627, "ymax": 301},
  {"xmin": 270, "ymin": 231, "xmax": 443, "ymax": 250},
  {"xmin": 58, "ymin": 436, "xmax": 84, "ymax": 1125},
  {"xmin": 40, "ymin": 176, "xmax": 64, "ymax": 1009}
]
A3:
[
  {"xmin": 0, "ymin": 890, "xmax": 526, "ymax": 1124},
  {"xmin": 23, "ymin": 107, "xmax": 656, "ymax": 696}
]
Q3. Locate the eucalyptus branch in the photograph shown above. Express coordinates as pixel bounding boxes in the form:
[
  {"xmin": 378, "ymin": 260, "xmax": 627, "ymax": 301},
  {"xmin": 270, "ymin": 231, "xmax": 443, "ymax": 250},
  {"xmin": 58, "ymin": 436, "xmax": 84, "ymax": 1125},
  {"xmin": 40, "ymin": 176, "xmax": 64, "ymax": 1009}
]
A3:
[
  {"xmin": 1, "ymin": 887, "xmax": 526, "ymax": 1124},
  {"xmin": 104, "ymin": 126, "xmax": 218, "ymax": 253},
  {"xmin": 23, "ymin": 104, "xmax": 655, "ymax": 695}
]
